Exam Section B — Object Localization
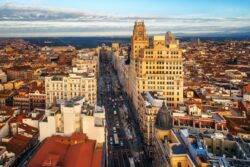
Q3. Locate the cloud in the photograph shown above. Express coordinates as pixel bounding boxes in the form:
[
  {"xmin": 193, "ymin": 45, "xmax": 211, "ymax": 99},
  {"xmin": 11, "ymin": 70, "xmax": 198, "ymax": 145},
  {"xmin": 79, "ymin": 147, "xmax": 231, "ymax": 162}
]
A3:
[
  {"xmin": 0, "ymin": 3, "xmax": 250, "ymax": 37},
  {"xmin": 0, "ymin": 4, "xmax": 102, "ymax": 21}
]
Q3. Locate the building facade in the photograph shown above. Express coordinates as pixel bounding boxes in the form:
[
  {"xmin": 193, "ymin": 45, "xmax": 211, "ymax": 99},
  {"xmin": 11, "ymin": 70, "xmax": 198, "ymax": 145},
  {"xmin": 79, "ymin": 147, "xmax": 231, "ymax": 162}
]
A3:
[
  {"xmin": 13, "ymin": 92, "xmax": 30, "ymax": 111},
  {"xmin": 45, "ymin": 73, "xmax": 97, "ymax": 108},
  {"xmin": 127, "ymin": 22, "xmax": 184, "ymax": 153},
  {"xmin": 29, "ymin": 89, "xmax": 46, "ymax": 110},
  {"xmin": 72, "ymin": 53, "xmax": 99, "ymax": 78},
  {"xmin": 128, "ymin": 21, "xmax": 183, "ymax": 111},
  {"xmin": 137, "ymin": 92, "xmax": 164, "ymax": 146}
]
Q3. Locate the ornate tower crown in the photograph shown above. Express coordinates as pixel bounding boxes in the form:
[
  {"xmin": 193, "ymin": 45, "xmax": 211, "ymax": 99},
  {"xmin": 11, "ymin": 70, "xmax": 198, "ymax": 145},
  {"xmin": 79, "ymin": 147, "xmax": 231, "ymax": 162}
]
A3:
[{"xmin": 132, "ymin": 21, "xmax": 148, "ymax": 41}]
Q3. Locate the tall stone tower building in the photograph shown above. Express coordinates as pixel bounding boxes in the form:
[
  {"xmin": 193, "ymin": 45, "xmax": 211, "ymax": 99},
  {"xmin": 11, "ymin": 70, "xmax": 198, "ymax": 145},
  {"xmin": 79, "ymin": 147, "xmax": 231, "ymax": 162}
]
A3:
[
  {"xmin": 129, "ymin": 21, "xmax": 149, "ymax": 104},
  {"xmin": 129, "ymin": 21, "xmax": 183, "ymax": 109}
]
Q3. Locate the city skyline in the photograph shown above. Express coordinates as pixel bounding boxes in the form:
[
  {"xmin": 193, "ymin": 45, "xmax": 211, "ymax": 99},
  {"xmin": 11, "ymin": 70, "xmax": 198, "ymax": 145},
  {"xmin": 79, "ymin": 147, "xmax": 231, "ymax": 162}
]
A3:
[
  {"xmin": 1, "ymin": 0, "xmax": 250, "ymax": 37},
  {"xmin": 0, "ymin": 18, "xmax": 250, "ymax": 166}
]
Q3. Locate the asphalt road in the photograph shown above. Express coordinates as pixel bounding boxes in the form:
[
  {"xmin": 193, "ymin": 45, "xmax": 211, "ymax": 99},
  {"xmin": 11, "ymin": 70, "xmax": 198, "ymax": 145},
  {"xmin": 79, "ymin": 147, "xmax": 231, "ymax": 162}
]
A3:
[{"xmin": 98, "ymin": 58, "xmax": 152, "ymax": 167}]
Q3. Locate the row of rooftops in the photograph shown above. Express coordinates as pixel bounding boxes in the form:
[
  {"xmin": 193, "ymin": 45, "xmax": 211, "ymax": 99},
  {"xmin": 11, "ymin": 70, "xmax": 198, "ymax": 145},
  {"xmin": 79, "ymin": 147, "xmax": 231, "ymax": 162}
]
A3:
[
  {"xmin": 0, "ymin": 106, "xmax": 45, "ymax": 124},
  {"xmin": 0, "ymin": 106, "xmax": 41, "ymax": 166},
  {"xmin": 157, "ymin": 128, "xmax": 250, "ymax": 167},
  {"xmin": 142, "ymin": 84, "xmax": 250, "ymax": 134},
  {"xmin": 183, "ymin": 40, "xmax": 250, "ymax": 87},
  {"xmin": 0, "ymin": 39, "xmax": 99, "ymax": 84},
  {"xmin": 46, "ymin": 97, "xmax": 103, "ymax": 118}
]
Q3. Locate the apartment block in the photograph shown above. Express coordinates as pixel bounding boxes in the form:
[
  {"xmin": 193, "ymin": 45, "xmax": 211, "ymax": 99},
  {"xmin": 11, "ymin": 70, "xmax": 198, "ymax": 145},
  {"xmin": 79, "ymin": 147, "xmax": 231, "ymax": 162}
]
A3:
[
  {"xmin": 45, "ymin": 73, "xmax": 97, "ymax": 108},
  {"xmin": 129, "ymin": 21, "xmax": 183, "ymax": 111}
]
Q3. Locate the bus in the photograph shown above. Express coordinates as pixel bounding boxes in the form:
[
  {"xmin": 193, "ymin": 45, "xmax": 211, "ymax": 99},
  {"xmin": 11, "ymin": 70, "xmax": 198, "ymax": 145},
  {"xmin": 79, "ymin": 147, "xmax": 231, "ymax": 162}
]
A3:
[
  {"xmin": 129, "ymin": 157, "xmax": 135, "ymax": 167},
  {"xmin": 113, "ymin": 133, "xmax": 119, "ymax": 145}
]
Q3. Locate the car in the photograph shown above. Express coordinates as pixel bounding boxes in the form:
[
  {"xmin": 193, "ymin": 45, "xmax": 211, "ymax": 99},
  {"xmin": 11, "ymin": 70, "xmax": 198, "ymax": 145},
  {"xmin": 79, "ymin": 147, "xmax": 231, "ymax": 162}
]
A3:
[
  {"xmin": 116, "ymin": 121, "xmax": 120, "ymax": 126},
  {"xmin": 110, "ymin": 140, "xmax": 113, "ymax": 145},
  {"xmin": 120, "ymin": 141, "xmax": 124, "ymax": 147},
  {"xmin": 110, "ymin": 137, "xmax": 113, "ymax": 141}
]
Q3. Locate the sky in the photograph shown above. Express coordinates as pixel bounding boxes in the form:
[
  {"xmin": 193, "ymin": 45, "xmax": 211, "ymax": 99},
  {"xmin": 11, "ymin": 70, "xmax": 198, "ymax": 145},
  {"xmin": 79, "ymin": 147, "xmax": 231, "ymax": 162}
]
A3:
[{"xmin": 0, "ymin": 0, "xmax": 250, "ymax": 37}]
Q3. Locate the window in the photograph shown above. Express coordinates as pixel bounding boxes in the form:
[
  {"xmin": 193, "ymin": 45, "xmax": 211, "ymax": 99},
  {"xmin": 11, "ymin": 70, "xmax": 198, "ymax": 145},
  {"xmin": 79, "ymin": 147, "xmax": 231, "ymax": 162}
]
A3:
[{"xmin": 177, "ymin": 162, "xmax": 182, "ymax": 167}]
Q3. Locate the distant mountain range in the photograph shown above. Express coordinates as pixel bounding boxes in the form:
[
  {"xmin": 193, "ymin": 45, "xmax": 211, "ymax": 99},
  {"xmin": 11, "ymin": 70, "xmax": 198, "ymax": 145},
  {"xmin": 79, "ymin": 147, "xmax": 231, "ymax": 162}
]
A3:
[{"xmin": 176, "ymin": 31, "xmax": 250, "ymax": 38}]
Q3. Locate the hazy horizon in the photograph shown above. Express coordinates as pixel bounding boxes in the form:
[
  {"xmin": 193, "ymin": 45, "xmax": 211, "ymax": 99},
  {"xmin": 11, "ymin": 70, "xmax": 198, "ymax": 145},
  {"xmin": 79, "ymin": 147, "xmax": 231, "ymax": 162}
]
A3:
[{"xmin": 1, "ymin": 0, "xmax": 250, "ymax": 37}]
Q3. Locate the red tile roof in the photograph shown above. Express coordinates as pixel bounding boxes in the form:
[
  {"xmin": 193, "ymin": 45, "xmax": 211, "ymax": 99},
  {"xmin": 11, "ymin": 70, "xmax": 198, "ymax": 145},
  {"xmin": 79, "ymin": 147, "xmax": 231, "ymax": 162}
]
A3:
[
  {"xmin": 29, "ymin": 86, "xmax": 45, "ymax": 94},
  {"xmin": 28, "ymin": 133, "xmax": 103, "ymax": 167},
  {"xmin": 9, "ymin": 111, "xmax": 25, "ymax": 124},
  {"xmin": 0, "ymin": 106, "xmax": 15, "ymax": 116},
  {"xmin": 28, "ymin": 137, "xmax": 68, "ymax": 167},
  {"xmin": 92, "ymin": 148, "xmax": 103, "ymax": 167},
  {"xmin": 42, "ymin": 153, "xmax": 60, "ymax": 167},
  {"xmin": 245, "ymin": 84, "xmax": 250, "ymax": 94},
  {"xmin": 64, "ymin": 140, "xmax": 95, "ymax": 167}
]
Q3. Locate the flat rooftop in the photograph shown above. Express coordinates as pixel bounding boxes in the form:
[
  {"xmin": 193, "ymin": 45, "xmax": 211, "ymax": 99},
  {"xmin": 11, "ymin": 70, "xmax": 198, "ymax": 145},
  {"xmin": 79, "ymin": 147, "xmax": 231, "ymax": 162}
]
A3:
[{"xmin": 171, "ymin": 145, "xmax": 187, "ymax": 154}]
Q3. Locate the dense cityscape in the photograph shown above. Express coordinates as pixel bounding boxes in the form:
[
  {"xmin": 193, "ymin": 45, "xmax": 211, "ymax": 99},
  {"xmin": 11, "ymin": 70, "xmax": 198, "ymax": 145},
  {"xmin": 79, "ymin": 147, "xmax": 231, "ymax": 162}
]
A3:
[
  {"xmin": 0, "ymin": 22, "xmax": 249, "ymax": 167},
  {"xmin": 1, "ymin": 1, "xmax": 250, "ymax": 167}
]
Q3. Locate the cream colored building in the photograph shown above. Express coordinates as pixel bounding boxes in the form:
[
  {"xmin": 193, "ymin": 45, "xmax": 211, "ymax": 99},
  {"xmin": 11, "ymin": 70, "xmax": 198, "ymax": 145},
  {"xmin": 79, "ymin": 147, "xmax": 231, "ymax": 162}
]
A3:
[
  {"xmin": 112, "ymin": 50, "xmax": 120, "ymax": 70},
  {"xmin": 137, "ymin": 92, "xmax": 164, "ymax": 146},
  {"xmin": 129, "ymin": 21, "xmax": 183, "ymax": 111},
  {"xmin": 126, "ymin": 21, "xmax": 184, "ymax": 157},
  {"xmin": 3, "ymin": 80, "xmax": 24, "ymax": 90},
  {"xmin": 0, "ymin": 69, "xmax": 7, "ymax": 83},
  {"xmin": 72, "ymin": 53, "xmax": 99, "ymax": 78},
  {"xmin": 41, "ymin": 46, "xmax": 75, "ymax": 53},
  {"xmin": 45, "ymin": 73, "xmax": 97, "ymax": 108},
  {"xmin": 129, "ymin": 21, "xmax": 149, "ymax": 106}
]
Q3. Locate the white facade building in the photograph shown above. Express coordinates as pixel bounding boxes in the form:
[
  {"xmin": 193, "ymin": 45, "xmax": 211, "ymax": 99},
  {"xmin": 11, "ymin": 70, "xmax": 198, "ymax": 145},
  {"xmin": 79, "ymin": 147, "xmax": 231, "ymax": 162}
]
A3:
[
  {"xmin": 22, "ymin": 108, "xmax": 45, "ymax": 129},
  {"xmin": 45, "ymin": 73, "xmax": 97, "ymax": 108},
  {"xmin": 39, "ymin": 97, "xmax": 105, "ymax": 143},
  {"xmin": 82, "ymin": 105, "xmax": 105, "ymax": 143}
]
